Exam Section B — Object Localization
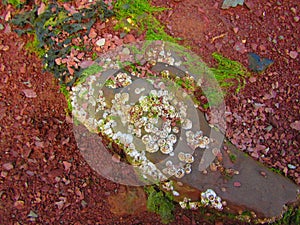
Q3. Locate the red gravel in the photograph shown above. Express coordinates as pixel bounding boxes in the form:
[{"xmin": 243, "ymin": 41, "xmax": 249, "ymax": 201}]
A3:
[
  {"xmin": 0, "ymin": 0, "xmax": 299, "ymax": 224},
  {"xmin": 152, "ymin": 0, "xmax": 300, "ymax": 185}
]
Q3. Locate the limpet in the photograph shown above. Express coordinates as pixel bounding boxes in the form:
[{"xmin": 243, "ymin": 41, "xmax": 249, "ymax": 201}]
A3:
[
  {"xmin": 185, "ymin": 153, "xmax": 194, "ymax": 163},
  {"xmin": 160, "ymin": 144, "xmax": 173, "ymax": 154},
  {"xmin": 178, "ymin": 152, "xmax": 186, "ymax": 162},
  {"xmin": 167, "ymin": 134, "xmax": 177, "ymax": 144},
  {"xmin": 175, "ymin": 168, "xmax": 185, "ymax": 178}
]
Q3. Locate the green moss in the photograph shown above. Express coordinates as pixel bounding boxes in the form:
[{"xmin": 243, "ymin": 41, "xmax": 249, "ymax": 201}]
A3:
[
  {"xmin": 25, "ymin": 33, "xmax": 46, "ymax": 58},
  {"xmin": 210, "ymin": 52, "xmax": 250, "ymax": 93},
  {"xmin": 113, "ymin": 0, "xmax": 176, "ymax": 42},
  {"xmin": 76, "ymin": 64, "xmax": 103, "ymax": 85},
  {"xmin": 144, "ymin": 185, "xmax": 175, "ymax": 224},
  {"xmin": 43, "ymin": 11, "xmax": 68, "ymax": 28},
  {"xmin": 5, "ymin": 0, "xmax": 22, "ymax": 7},
  {"xmin": 272, "ymin": 206, "xmax": 300, "ymax": 225},
  {"xmin": 59, "ymin": 84, "xmax": 72, "ymax": 114},
  {"xmin": 229, "ymin": 153, "xmax": 237, "ymax": 163}
]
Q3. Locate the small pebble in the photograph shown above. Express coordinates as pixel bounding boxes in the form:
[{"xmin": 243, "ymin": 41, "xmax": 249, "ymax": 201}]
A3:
[
  {"xmin": 233, "ymin": 181, "xmax": 241, "ymax": 187},
  {"xmin": 294, "ymin": 16, "xmax": 299, "ymax": 22},
  {"xmin": 3, "ymin": 162, "xmax": 14, "ymax": 170},
  {"xmin": 96, "ymin": 38, "xmax": 106, "ymax": 47},
  {"xmin": 249, "ymin": 76, "xmax": 257, "ymax": 83},
  {"xmin": 289, "ymin": 51, "xmax": 298, "ymax": 59},
  {"xmin": 233, "ymin": 27, "xmax": 239, "ymax": 33},
  {"xmin": 260, "ymin": 171, "xmax": 267, "ymax": 177},
  {"xmin": 288, "ymin": 164, "xmax": 296, "ymax": 170},
  {"xmin": 290, "ymin": 7, "xmax": 297, "ymax": 14},
  {"xmin": 0, "ymin": 23, "xmax": 4, "ymax": 30}
]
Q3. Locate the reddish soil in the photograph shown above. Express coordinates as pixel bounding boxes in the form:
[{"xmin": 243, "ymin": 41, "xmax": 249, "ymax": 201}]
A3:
[
  {"xmin": 152, "ymin": 0, "xmax": 300, "ymax": 184},
  {"xmin": 0, "ymin": 0, "xmax": 299, "ymax": 224}
]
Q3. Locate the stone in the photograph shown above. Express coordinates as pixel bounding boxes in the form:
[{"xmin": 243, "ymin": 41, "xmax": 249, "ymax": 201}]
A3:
[
  {"xmin": 89, "ymin": 28, "xmax": 98, "ymax": 39},
  {"xmin": 96, "ymin": 38, "xmax": 106, "ymax": 47},
  {"xmin": 289, "ymin": 51, "xmax": 298, "ymax": 59},
  {"xmin": 22, "ymin": 89, "xmax": 37, "ymax": 98},
  {"xmin": 233, "ymin": 42, "xmax": 247, "ymax": 53},
  {"xmin": 123, "ymin": 34, "xmax": 136, "ymax": 44},
  {"xmin": 3, "ymin": 162, "xmax": 14, "ymax": 170}
]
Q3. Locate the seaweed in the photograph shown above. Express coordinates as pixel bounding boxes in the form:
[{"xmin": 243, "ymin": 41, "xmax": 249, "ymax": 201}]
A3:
[{"xmin": 144, "ymin": 185, "xmax": 175, "ymax": 224}]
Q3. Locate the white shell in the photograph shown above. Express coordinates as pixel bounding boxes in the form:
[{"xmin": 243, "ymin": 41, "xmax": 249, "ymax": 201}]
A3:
[
  {"xmin": 167, "ymin": 134, "xmax": 177, "ymax": 144},
  {"xmin": 185, "ymin": 153, "xmax": 194, "ymax": 163},
  {"xmin": 160, "ymin": 144, "xmax": 173, "ymax": 154},
  {"xmin": 175, "ymin": 168, "xmax": 185, "ymax": 178},
  {"xmin": 182, "ymin": 119, "xmax": 193, "ymax": 130},
  {"xmin": 178, "ymin": 152, "xmax": 186, "ymax": 162},
  {"xmin": 172, "ymin": 126, "xmax": 179, "ymax": 134}
]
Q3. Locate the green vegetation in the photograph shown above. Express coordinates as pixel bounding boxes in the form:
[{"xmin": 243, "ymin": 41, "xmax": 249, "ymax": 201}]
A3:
[
  {"xmin": 210, "ymin": 52, "xmax": 250, "ymax": 93},
  {"xmin": 272, "ymin": 206, "xmax": 300, "ymax": 225},
  {"xmin": 11, "ymin": 1, "xmax": 114, "ymax": 86},
  {"xmin": 113, "ymin": 0, "xmax": 176, "ymax": 42},
  {"xmin": 4, "ymin": 0, "xmax": 22, "ymax": 8},
  {"xmin": 144, "ymin": 185, "xmax": 175, "ymax": 224},
  {"xmin": 25, "ymin": 33, "xmax": 46, "ymax": 58},
  {"xmin": 76, "ymin": 64, "xmax": 103, "ymax": 85},
  {"xmin": 229, "ymin": 153, "xmax": 237, "ymax": 163},
  {"xmin": 59, "ymin": 84, "xmax": 72, "ymax": 114}
]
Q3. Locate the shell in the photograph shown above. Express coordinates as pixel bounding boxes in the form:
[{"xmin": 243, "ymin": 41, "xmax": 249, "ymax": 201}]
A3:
[
  {"xmin": 175, "ymin": 168, "xmax": 185, "ymax": 178},
  {"xmin": 167, "ymin": 134, "xmax": 177, "ymax": 144},
  {"xmin": 142, "ymin": 134, "xmax": 151, "ymax": 144},
  {"xmin": 146, "ymin": 143, "xmax": 159, "ymax": 153},
  {"xmin": 194, "ymin": 130, "xmax": 203, "ymax": 139},
  {"xmin": 182, "ymin": 119, "xmax": 193, "ymax": 130},
  {"xmin": 165, "ymin": 160, "xmax": 173, "ymax": 167},
  {"xmin": 160, "ymin": 144, "xmax": 173, "ymax": 154},
  {"xmin": 172, "ymin": 190, "xmax": 180, "ymax": 196},
  {"xmin": 205, "ymin": 189, "xmax": 217, "ymax": 201},
  {"xmin": 172, "ymin": 126, "xmax": 180, "ymax": 134},
  {"xmin": 157, "ymin": 138, "xmax": 166, "ymax": 147},
  {"xmin": 144, "ymin": 123, "xmax": 154, "ymax": 133},
  {"xmin": 178, "ymin": 152, "xmax": 186, "ymax": 162},
  {"xmin": 184, "ymin": 165, "xmax": 192, "ymax": 174},
  {"xmin": 185, "ymin": 153, "xmax": 194, "ymax": 163},
  {"xmin": 188, "ymin": 202, "xmax": 199, "ymax": 210},
  {"xmin": 160, "ymin": 130, "xmax": 169, "ymax": 139}
]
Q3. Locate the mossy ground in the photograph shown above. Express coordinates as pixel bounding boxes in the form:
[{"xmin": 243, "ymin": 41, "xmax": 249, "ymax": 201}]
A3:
[{"xmin": 7, "ymin": 1, "xmax": 299, "ymax": 224}]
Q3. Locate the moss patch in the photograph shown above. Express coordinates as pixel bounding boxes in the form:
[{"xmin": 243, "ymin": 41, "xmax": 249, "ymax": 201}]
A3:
[
  {"xmin": 144, "ymin": 185, "xmax": 175, "ymax": 224},
  {"xmin": 113, "ymin": 0, "xmax": 176, "ymax": 42}
]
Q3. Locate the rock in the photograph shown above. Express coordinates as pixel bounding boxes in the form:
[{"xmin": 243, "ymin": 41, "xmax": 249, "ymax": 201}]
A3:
[
  {"xmin": 233, "ymin": 27, "xmax": 239, "ymax": 33},
  {"xmin": 0, "ymin": 23, "xmax": 4, "ymax": 30},
  {"xmin": 233, "ymin": 181, "xmax": 241, "ymax": 187},
  {"xmin": 27, "ymin": 210, "xmax": 38, "ymax": 218},
  {"xmin": 22, "ymin": 89, "xmax": 37, "ymax": 98},
  {"xmin": 294, "ymin": 16, "xmax": 299, "ymax": 23},
  {"xmin": 249, "ymin": 76, "xmax": 256, "ymax": 83},
  {"xmin": 233, "ymin": 42, "xmax": 247, "ymax": 53},
  {"xmin": 290, "ymin": 120, "xmax": 300, "ymax": 131},
  {"xmin": 89, "ymin": 28, "xmax": 98, "ymax": 39},
  {"xmin": 221, "ymin": 0, "xmax": 244, "ymax": 9},
  {"xmin": 63, "ymin": 161, "xmax": 72, "ymax": 171},
  {"xmin": 289, "ymin": 51, "xmax": 298, "ymax": 59},
  {"xmin": 108, "ymin": 186, "xmax": 147, "ymax": 216},
  {"xmin": 123, "ymin": 34, "xmax": 136, "ymax": 44},
  {"xmin": 3, "ymin": 162, "xmax": 14, "ymax": 170},
  {"xmin": 37, "ymin": 2, "xmax": 46, "ymax": 15},
  {"xmin": 14, "ymin": 200, "xmax": 25, "ymax": 209},
  {"xmin": 290, "ymin": 7, "xmax": 297, "ymax": 14},
  {"xmin": 248, "ymin": 52, "xmax": 274, "ymax": 72},
  {"xmin": 96, "ymin": 38, "xmax": 106, "ymax": 47},
  {"xmin": 245, "ymin": 1, "xmax": 255, "ymax": 10}
]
